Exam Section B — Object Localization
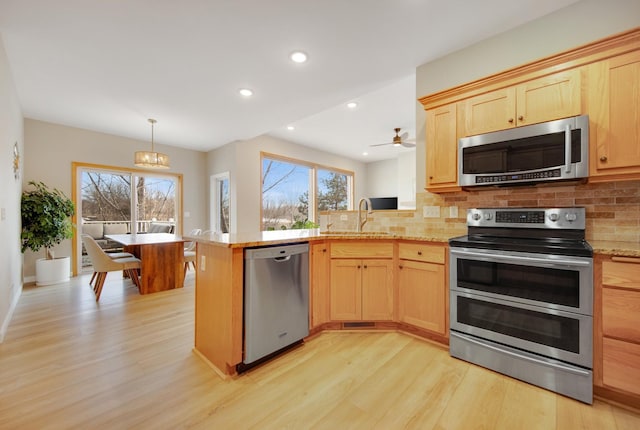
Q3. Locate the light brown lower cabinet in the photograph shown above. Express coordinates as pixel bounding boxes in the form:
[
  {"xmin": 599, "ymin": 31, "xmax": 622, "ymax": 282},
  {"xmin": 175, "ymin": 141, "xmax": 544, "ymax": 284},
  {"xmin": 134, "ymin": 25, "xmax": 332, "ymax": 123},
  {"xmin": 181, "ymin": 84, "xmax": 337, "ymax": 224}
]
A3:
[
  {"xmin": 603, "ymin": 337, "xmax": 640, "ymax": 394},
  {"xmin": 597, "ymin": 255, "xmax": 640, "ymax": 399},
  {"xmin": 397, "ymin": 259, "xmax": 446, "ymax": 334},
  {"xmin": 397, "ymin": 242, "xmax": 447, "ymax": 336},
  {"xmin": 310, "ymin": 242, "xmax": 330, "ymax": 329},
  {"xmin": 330, "ymin": 258, "xmax": 394, "ymax": 321}
]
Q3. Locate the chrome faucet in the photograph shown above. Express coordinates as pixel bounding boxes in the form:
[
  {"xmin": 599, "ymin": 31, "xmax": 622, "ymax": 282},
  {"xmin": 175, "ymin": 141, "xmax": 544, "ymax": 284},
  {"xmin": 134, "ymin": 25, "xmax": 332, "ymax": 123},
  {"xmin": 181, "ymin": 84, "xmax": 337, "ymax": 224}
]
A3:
[{"xmin": 357, "ymin": 197, "xmax": 373, "ymax": 232}]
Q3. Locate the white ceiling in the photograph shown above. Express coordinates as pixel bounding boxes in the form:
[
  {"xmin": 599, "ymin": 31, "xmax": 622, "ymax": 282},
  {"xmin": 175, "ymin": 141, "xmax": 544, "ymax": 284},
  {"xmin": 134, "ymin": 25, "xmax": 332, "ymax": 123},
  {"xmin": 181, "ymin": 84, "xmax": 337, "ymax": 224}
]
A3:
[{"xmin": 0, "ymin": 0, "xmax": 579, "ymax": 163}]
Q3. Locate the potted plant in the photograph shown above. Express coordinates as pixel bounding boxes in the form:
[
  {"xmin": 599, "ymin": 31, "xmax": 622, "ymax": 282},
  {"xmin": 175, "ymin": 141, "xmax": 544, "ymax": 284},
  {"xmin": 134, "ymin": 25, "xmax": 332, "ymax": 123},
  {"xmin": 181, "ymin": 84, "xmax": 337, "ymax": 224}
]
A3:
[{"xmin": 21, "ymin": 181, "xmax": 76, "ymax": 286}]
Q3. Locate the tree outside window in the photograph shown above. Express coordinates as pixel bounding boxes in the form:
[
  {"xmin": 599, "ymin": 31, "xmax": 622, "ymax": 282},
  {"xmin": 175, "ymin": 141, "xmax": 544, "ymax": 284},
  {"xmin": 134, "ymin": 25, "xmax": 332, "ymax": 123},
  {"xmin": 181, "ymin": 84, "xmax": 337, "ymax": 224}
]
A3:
[{"xmin": 261, "ymin": 155, "xmax": 352, "ymax": 230}]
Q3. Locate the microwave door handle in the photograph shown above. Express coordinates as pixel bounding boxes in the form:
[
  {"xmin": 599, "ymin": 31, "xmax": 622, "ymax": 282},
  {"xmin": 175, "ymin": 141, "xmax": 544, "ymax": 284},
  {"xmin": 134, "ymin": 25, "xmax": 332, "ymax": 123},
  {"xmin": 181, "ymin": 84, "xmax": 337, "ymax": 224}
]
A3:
[{"xmin": 565, "ymin": 124, "xmax": 572, "ymax": 173}]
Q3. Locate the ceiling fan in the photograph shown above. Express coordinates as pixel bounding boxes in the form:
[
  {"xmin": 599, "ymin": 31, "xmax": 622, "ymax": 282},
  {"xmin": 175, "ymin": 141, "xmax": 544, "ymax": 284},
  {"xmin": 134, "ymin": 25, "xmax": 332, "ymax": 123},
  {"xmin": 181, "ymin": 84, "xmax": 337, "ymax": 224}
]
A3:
[{"xmin": 370, "ymin": 128, "xmax": 416, "ymax": 148}]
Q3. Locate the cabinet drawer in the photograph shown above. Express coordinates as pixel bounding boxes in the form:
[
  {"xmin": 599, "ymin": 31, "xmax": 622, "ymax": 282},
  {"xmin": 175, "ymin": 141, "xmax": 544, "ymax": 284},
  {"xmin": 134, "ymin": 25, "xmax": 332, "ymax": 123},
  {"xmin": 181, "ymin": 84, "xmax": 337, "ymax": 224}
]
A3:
[
  {"xmin": 603, "ymin": 337, "xmax": 640, "ymax": 395},
  {"xmin": 603, "ymin": 259, "xmax": 640, "ymax": 291},
  {"xmin": 603, "ymin": 287, "xmax": 640, "ymax": 343},
  {"xmin": 330, "ymin": 241, "xmax": 393, "ymax": 259},
  {"xmin": 398, "ymin": 243, "xmax": 445, "ymax": 264}
]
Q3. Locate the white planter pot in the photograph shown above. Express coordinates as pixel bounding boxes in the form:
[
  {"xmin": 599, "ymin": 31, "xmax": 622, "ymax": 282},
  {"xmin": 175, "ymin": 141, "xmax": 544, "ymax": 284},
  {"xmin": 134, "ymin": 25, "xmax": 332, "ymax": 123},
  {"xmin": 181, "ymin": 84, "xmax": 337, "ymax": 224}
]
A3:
[{"xmin": 35, "ymin": 257, "xmax": 71, "ymax": 286}]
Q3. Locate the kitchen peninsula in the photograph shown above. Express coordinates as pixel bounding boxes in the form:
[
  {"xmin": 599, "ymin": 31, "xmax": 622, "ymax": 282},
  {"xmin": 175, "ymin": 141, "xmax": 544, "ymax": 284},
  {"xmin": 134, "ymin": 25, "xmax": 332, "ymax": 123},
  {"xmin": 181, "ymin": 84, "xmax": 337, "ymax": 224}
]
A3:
[{"xmin": 189, "ymin": 229, "xmax": 451, "ymax": 378}]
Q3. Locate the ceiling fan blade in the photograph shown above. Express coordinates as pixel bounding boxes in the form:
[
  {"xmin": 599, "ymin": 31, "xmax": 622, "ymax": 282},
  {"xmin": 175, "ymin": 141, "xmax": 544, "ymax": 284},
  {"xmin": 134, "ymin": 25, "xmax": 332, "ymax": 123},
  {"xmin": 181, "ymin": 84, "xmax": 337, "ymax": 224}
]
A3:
[
  {"xmin": 369, "ymin": 142, "xmax": 392, "ymax": 147},
  {"xmin": 400, "ymin": 132, "xmax": 409, "ymax": 141},
  {"xmin": 401, "ymin": 141, "xmax": 416, "ymax": 148}
]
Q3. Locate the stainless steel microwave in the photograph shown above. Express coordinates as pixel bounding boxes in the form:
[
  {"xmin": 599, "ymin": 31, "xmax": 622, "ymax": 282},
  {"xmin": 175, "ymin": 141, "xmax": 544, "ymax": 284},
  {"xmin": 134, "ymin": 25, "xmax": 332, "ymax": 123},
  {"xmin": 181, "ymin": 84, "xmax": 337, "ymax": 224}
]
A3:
[{"xmin": 459, "ymin": 115, "xmax": 589, "ymax": 187}]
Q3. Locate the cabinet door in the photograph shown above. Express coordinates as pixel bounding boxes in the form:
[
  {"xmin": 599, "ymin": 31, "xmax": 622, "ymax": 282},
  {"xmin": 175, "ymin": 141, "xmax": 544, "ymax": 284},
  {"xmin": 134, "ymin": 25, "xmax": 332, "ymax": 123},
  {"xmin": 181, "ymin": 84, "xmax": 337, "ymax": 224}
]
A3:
[
  {"xmin": 588, "ymin": 51, "xmax": 640, "ymax": 179},
  {"xmin": 603, "ymin": 337, "xmax": 640, "ymax": 396},
  {"xmin": 516, "ymin": 68, "xmax": 581, "ymax": 126},
  {"xmin": 398, "ymin": 259, "xmax": 446, "ymax": 334},
  {"xmin": 603, "ymin": 287, "xmax": 640, "ymax": 343},
  {"xmin": 330, "ymin": 259, "xmax": 361, "ymax": 320},
  {"xmin": 460, "ymin": 87, "xmax": 516, "ymax": 136},
  {"xmin": 426, "ymin": 103, "xmax": 459, "ymax": 191},
  {"xmin": 602, "ymin": 259, "xmax": 640, "ymax": 345},
  {"xmin": 361, "ymin": 259, "xmax": 394, "ymax": 321},
  {"xmin": 310, "ymin": 242, "xmax": 330, "ymax": 328}
]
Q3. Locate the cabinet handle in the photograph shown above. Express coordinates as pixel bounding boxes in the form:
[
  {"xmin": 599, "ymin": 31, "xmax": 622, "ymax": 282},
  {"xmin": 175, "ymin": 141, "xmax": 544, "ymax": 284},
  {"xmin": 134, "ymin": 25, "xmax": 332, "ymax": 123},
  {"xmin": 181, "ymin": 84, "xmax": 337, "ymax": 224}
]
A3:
[
  {"xmin": 399, "ymin": 265, "xmax": 403, "ymax": 269},
  {"xmin": 417, "ymin": 251, "xmax": 422, "ymax": 256},
  {"xmin": 357, "ymin": 265, "xmax": 361, "ymax": 269},
  {"xmin": 322, "ymin": 248, "xmax": 327, "ymax": 253},
  {"xmin": 600, "ymin": 156, "xmax": 608, "ymax": 163},
  {"xmin": 518, "ymin": 115, "xmax": 524, "ymax": 121},
  {"xmin": 363, "ymin": 265, "xmax": 368, "ymax": 269},
  {"xmin": 508, "ymin": 118, "xmax": 514, "ymax": 123},
  {"xmin": 611, "ymin": 256, "xmax": 640, "ymax": 264}
]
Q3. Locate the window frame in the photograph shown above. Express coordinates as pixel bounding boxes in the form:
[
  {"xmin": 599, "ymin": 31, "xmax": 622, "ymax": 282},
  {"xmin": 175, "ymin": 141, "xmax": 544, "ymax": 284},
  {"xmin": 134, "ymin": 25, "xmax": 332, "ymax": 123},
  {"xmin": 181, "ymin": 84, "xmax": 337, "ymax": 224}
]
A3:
[
  {"xmin": 71, "ymin": 162, "xmax": 183, "ymax": 276},
  {"xmin": 260, "ymin": 152, "xmax": 354, "ymax": 229},
  {"xmin": 210, "ymin": 172, "xmax": 230, "ymax": 233}
]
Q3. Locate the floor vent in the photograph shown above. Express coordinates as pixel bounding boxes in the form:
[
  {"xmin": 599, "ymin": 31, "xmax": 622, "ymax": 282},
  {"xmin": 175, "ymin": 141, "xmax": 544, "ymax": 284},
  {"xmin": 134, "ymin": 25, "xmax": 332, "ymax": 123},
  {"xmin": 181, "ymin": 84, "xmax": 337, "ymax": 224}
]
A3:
[{"xmin": 343, "ymin": 322, "xmax": 376, "ymax": 329}]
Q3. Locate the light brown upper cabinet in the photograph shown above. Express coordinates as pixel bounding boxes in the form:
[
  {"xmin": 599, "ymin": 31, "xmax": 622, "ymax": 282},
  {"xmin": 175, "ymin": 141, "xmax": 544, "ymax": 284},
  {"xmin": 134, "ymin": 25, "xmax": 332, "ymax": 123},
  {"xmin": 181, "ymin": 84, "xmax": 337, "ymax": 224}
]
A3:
[
  {"xmin": 425, "ymin": 103, "xmax": 460, "ymax": 192},
  {"xmin": 460, "ymin": 69, "xmax": 582, "ymax": 137},
  {"xmin": 587, "ymin": 50, "xmax": 640, "ymax": 182},
  {"xmin": 420, "ymin": 28, "xmax": 640, "ymax": 192}
]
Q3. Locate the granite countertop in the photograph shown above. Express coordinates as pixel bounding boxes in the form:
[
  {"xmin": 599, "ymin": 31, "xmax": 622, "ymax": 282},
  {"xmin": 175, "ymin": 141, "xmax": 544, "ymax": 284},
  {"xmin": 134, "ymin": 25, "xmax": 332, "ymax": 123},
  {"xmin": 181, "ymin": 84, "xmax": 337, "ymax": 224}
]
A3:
[
  {"xmin": 187, "ymin": 229, "xmax": 640, "ymax": 257},
  {"xmin": 589, "ymin": 240, "xmax": 640, "ymax": 257},
  {"xmin": 187, "ymin": 229, "xmax": 451, "ymax": 248}
]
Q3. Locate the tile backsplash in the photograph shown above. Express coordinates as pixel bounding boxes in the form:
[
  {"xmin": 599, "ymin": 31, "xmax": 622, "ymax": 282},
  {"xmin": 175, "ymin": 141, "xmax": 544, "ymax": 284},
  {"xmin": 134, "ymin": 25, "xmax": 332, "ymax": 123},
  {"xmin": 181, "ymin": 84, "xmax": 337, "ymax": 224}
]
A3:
[{"xmin": 321, "ymin": 180, "xmax": 640, "ymax": 243}]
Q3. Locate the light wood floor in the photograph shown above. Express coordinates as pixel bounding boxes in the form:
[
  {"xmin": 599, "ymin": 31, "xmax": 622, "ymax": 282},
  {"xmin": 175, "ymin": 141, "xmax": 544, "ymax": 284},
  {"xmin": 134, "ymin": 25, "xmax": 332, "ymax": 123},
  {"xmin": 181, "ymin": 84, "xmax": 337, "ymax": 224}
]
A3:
[{"xmin": 1, "ymin": 273, "xmax": 639, "ymax": 429}]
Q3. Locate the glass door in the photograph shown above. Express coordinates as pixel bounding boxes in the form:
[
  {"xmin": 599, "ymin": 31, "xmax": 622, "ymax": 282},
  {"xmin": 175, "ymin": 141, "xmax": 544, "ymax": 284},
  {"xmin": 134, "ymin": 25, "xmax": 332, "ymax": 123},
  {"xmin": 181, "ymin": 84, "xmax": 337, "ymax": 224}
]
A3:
[{"xmin": 76, "ymin": 165, "xmax": 180, "ymax": 273}]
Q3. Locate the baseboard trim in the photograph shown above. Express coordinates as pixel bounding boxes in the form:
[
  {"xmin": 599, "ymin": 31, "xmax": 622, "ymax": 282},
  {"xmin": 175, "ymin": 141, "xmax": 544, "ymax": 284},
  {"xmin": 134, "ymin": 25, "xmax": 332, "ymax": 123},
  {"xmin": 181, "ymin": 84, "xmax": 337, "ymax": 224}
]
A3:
[{"xmin": 0, "ymin": 283, "xmax": 22, "ymax": 343}]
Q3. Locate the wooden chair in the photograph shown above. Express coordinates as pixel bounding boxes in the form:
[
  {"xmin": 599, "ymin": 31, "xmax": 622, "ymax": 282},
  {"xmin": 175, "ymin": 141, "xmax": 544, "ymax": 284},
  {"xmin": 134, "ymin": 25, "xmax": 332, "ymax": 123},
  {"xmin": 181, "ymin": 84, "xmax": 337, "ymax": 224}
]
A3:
[{"xmin": 82, "ymin": 234, "xmax": 142, "ymax": 301}]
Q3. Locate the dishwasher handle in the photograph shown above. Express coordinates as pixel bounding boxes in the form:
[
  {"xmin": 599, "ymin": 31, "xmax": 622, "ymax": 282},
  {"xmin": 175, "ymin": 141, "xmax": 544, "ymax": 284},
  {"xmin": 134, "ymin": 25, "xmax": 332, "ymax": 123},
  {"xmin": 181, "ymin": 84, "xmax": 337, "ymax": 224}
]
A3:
[{"xmin": 274, "ymin": 255, "xmax": 292, "ymax": 262}]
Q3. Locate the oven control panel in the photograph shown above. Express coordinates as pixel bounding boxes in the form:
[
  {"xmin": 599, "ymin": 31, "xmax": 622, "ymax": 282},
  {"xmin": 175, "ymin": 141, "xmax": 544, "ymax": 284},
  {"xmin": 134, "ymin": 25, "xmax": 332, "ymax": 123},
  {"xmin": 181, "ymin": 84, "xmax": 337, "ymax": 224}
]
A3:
[{"xmin": 467, "ymin": 207, "xmax": 585, "ymax": 229}]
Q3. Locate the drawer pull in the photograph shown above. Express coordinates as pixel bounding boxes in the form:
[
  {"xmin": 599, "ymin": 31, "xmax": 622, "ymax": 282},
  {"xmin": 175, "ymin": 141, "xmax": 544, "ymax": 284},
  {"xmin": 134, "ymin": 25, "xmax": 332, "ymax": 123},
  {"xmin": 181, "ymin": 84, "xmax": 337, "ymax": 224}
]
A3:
[
  {"xmin": 611, "ymin": 256, "xmax": 640, "ymax": 264},
  {"xmin": 417, "ymin": 251, "xmax": 422, "ymax": 256}
]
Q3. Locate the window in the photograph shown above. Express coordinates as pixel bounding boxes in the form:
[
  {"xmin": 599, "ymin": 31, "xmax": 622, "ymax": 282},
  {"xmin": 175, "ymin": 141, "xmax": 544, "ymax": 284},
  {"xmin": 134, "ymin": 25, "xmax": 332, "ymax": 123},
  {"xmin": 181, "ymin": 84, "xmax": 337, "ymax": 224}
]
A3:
[
  {"xmin": 317, "ymin": 168, "xmax": 350, "ymax": 211},
  {"xmin": 73, "ymin": 163, "xmax": 182, "ymax": 272},
  {"xmin": 211, "ymin": 172, "xmax": 230, "ymax": 233},
  {"xmin": 261, "ymin": 154, "xmax": 353, "ymax": 230}
]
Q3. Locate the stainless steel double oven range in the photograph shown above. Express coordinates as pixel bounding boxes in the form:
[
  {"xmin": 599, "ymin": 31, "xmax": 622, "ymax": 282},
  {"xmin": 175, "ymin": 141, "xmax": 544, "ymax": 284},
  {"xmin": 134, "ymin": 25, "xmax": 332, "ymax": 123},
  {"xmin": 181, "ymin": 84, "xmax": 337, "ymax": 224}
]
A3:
[{"xmin": 449, "ymin": 207, "xmax": 593, "ymax": 404}]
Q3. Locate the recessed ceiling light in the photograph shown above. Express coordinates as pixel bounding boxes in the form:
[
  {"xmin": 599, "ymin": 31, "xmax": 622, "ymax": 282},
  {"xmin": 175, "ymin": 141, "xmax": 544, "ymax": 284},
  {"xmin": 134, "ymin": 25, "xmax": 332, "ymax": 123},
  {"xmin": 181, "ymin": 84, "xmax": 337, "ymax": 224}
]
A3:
[
  {"xmin": 290, "ymin": 51, "xmax": 308, "ymax": 63},
  {"xmin": 239, "ymin": 88, "xmax": 253, "ymax": 97},
  {"xmin": 362, "ymin": 152, "xmax": 368, "ymax": 156},
  {"xmin": 287, "ymin": 125, "xmax": 295, "ymax": 131},
  {"xmin": 347, "ymin": 102, "xmax": 358, "ymax": 109}
]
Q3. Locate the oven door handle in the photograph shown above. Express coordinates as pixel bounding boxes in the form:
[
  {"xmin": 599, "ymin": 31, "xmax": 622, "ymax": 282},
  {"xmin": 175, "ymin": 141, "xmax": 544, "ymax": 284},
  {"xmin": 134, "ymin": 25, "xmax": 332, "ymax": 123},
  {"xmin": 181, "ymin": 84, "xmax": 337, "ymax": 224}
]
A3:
[
  {"xmin": 450, "ymin": 249, "xmax": 592, "ymax": 268},
  {"xmin": 451, "ymin": 332, "xmax": 591, "ymax": 377}
]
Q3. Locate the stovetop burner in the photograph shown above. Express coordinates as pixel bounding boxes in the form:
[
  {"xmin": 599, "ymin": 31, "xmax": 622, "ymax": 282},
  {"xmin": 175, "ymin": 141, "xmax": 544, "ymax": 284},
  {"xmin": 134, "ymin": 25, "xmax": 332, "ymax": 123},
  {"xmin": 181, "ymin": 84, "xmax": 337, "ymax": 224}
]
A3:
[{"xmin": 449, "ymin": 207, "xmax": 593, "ymax": 257}]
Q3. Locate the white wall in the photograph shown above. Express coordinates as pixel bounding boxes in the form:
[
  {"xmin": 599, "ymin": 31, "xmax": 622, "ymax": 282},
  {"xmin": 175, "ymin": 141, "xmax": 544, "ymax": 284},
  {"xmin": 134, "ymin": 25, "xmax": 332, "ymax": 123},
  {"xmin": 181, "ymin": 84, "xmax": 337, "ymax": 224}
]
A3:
[
  {"xmin": 364, "ymin": 152, "xmax": 416, "ymax": 209},
  {"xmin": 207, "ymin": 134, "xmax": 367, "ymax": 233},
  {"xmin": 415, "ymin": 0, "xmax": 640, "ymax": 191},
  {"xmin": 23, "ymin": 119, "xmax": 208, "ymax": 279},
  {"xmin": 0, "ymin": 34, "xmax": 24, "ymax": 342},
  {"xmin": 366, "ymin": 159, "xmax": 397, "ymax": 198},
  {"xmin": 397, "ymin": 151, "xmax": 416, "ymax": 209}
]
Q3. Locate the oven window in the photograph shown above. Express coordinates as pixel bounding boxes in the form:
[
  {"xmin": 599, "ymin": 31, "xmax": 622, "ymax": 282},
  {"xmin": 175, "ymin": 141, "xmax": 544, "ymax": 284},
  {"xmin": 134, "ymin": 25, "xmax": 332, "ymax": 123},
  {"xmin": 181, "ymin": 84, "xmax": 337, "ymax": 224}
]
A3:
[
  {"xmin": 456, "ymin": 258, "xmax": 580, "ymax": 307},
  {"xmin": 457, "ymin": 296, "xmax": 580, "ymax": 353},
  {"xmin": 462, "ymin": 129, "xmax": 582, "ymax": 174}
]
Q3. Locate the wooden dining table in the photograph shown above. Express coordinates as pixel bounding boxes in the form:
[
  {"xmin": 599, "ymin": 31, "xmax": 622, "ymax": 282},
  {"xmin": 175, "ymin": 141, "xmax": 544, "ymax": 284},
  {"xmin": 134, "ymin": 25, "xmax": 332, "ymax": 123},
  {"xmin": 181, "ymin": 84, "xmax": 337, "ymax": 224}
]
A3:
[{"xmin": 105, "ymin": 232, "xmax": 186, "ymax": 294}]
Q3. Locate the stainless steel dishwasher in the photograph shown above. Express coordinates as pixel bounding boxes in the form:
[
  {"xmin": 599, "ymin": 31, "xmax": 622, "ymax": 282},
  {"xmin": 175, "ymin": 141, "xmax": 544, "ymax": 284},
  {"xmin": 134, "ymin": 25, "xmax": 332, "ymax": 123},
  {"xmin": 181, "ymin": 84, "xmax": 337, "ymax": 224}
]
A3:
[{"xmin": 243, "ymin": 242, "xmax": 309, "ymax": 366}]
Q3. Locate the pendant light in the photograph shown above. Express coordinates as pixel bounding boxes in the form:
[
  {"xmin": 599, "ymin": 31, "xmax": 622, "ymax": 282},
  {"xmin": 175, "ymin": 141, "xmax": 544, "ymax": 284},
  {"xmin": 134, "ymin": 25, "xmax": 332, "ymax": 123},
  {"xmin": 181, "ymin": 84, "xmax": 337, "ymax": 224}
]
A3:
[{"xmin": 134, "ymin": 118, "xmax": 170, "ymax": 168}]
